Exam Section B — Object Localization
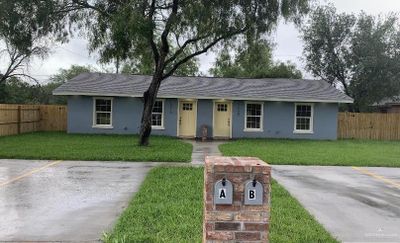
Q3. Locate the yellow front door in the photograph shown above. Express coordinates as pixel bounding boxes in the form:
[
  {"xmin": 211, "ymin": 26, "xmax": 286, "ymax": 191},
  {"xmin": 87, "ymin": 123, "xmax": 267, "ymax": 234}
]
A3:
[
  {"xmin": 214, "ymin": 102, "xmax": 232, "ymax": 138},
  {"xmin": 179, "ymin": 101, "xmax": 197, "ymax": 137}
]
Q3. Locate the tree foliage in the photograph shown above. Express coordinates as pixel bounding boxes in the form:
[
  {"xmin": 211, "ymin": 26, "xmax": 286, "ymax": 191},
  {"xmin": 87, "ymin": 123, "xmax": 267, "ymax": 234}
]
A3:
[
  {"xmin": 0, "ymin": 78, "xmax": 42, "ymax": 104},
  {"xmin": 50, "ymin": 65, "xmax": 92, "ymax": 83},
  {"xmin": 0, "ymin": 65, "xmax": 91, "ymax": 105},
  {"xmin": 302, "ymin": 5, "xmax": 400, "ymax": 111},
  {"xmin": 0, "ymin": 40, "xmax": 49, "ymax": 83},
  {"xmin": 43, "ymin": 65, "xmax": 93, "ymax": 104},
  {"xmin": 350, "ymin": 14, "xmax": 400, "ymax": 110},
  {"xmin": 120, "ymin": 48, "xmax": 199, "ymax": 76},
  {"xmin": 0, "ymin": 1, "xmax": 62, "ymax": 83},
  {"xmin": 210, "ymin": 41, "xmax": 302, "ymax": 79}
]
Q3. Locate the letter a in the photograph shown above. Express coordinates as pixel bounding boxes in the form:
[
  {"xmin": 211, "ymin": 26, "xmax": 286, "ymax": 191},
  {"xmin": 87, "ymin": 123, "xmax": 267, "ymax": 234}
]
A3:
[{"xmin": 219, "ymin": 189, "xmax": 226, "ymax": 199}]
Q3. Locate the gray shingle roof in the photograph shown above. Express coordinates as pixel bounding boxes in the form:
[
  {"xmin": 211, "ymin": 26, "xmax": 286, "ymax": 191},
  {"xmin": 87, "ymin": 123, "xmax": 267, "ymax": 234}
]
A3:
[
  {"xmin": 53, "ymin": 72, "xmax": 353, "ymax": 103},
  {"xmin": 374, "ymin": 96, "xmax": 400, "ymax": 106}
]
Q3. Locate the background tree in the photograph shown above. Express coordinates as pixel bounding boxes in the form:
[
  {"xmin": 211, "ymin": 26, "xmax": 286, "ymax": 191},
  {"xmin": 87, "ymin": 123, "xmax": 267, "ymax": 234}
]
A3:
[
  {"xmin": 302, "ymin": 5, "xmax": 400, "ymax": 111},
  {"xmin": 0, "ymin": 0, "xmax": 66, "ymax": 84},
  {"xmin": 0, "ymin": 0, "xmax": 64, "ymax": 99},
  {"xmin": 49, "ymin": 65, "xmax": 92, "ymax": 84},
  {"xmin": 350, "ymin": 13, "xmax": 400, "ymax": 110},
  {"xmin": 210, "ymin": 40, "xmax": 302, "ymax": 78},
  {"xmin": 0, "ymin": 77, "xmax": 42, "ymax": 104},
  {"xmin": 4, "ymin": 0, "xmax": 309, "ymax": 145},
  {"xmin": 41, "ymin": 65, "xmax": 93, "ymax": 104},
  {"xmin": 302, "ymin": 6, "xmax": 356, "ymax": 96},
  {"xmin": 0, "ymin": 38, "xmax": 49, "ymax": 101},
  {"xmin": 0, "ymin": 65, "xmax": 91, "ymax": 104},
  {"xmin": 0, "ymin": 40, "xmax": 49, "ymax": 84}
]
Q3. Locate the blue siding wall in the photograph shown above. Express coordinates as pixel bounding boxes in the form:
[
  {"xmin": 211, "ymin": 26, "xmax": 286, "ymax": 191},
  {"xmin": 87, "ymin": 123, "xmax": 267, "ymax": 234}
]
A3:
[
  {"xmin": 68, "ymin": 96, "xmax": 338, "ymax": 140},
  {"xmin": 196, "ymin": 99, "xmax": 214, "ymax": 138},
  {"xmin": 232, "ymin": 101, "xmax": 338, "ymax": 140},
  {"xmin": 67, "ymin": 96, "xmax": 177, "ymax": 136}
]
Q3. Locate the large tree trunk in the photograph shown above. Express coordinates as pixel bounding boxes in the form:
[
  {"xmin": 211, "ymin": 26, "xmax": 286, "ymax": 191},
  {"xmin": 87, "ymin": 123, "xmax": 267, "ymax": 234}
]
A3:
[{"xmin": 139, "ymin": 73, "xmax": 163, "ymax": 146}]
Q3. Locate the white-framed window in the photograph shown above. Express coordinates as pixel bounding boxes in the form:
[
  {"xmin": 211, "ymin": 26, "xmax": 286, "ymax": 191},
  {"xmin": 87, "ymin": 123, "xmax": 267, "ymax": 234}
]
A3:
[
  {"xmin": 294, "ymin": 103, "xmax": 314, "ymax": 133},
  {"xmin": 151, "ymin": 99, "xmax": 164, "ymax": 129},
  {"xmin": 93, "ymin": 98, "xmax": 113, "ymax": 128},
  {"xmin": 244, "ymin": 102, "xmax": 263, "ymax": 131}
]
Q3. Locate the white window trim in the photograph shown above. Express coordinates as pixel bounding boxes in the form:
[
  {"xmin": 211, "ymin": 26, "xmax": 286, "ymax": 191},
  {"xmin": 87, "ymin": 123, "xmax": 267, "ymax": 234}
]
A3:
[
  {"xmin": 244, "ymin": 101, "xmax": 264, "ymax": 132},
  {"xmin": 293, "ymin": 103, "xmax": 314, "ymax": 134},
  {"xmin": 92, "ymin": 97, "xmax": 113, "ymax": 129},
  {"xmin": 152, "ymin": 99, "xmax": 165, "ymax": 130}
]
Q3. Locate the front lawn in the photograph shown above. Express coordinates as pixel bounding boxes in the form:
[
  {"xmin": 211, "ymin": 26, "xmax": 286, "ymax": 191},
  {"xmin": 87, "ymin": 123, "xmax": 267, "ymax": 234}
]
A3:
[
  {"xmin": 220, "ymin": 139, "xmax": 400, "ymax": 167},
  {"xmin": 104, "ymin": 167, "xmax": 337, "ymax": 243},
  {"xmin": 0, "ymin": 132, "xmax": 192, "ymax": 162}
]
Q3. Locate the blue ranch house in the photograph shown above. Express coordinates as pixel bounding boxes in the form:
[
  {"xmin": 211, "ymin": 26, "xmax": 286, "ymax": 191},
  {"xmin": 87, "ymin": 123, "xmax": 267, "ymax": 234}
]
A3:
[{"xmin": 53, "ymin": 73, "xmax": 353, "ymax": 140}]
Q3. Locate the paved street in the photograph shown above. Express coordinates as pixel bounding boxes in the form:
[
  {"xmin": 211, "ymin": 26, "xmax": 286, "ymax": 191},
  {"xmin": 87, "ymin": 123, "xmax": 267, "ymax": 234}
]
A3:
[
  {"xmin": 0, "ymin": 159, "xmax": 157, "ymax": 242},
  {"xmin": 273, "ymin": 165, "xmax": 400, "ymax": 243}
]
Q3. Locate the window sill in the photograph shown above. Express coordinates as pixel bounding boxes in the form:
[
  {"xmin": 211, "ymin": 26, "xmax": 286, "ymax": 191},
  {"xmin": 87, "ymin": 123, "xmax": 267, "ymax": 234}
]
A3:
[
  {"xmin": 152, "ymin": 126, "xmax": 165, "ymax": 130},
  {"xmin": 243, "ymin": 129, "xmax": 264, "ymax": 132},
  {"xmin": 293, "ymin": 130, "xmax": 314, "ymax": 134},
  {"xmin": 92, "ymin": 125, "xmax": 114, "ymax": 129}
]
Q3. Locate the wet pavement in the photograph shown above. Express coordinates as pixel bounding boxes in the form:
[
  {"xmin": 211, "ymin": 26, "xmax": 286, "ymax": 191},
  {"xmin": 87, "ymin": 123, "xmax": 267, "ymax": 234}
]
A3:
[
  {"xmin": 185, "ymin": 140, "xmax": 225, "ymax": 165},
  {"xmin": 0, "ymin": 159, "xmax": 158, "ymax": 242},
  {"xmin": 273, "ymin": 165, "xmax": 400, "ymax": 243}
]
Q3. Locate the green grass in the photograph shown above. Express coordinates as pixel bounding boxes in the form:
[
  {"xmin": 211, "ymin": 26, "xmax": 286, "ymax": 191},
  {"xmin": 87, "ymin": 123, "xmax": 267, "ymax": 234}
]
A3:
[
  {"xmin": 104, "ymin": 167, "xmax": 204, "ymax": 243},
  {"xmin": 220, "ymin": 139, "xmax": 400, "ymax": 167},
  {"xmin": 0, "ymin": 132, "xmax": 192, "ymax": 162},
  {"xmin": 105, "ymin": 167, "xmax": 337, "ymax": 243}
]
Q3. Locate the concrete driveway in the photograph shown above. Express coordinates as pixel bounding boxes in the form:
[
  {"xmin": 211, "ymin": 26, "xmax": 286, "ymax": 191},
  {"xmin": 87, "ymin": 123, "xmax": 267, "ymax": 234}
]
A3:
[
  {"xmin": 0, "ymin": 159, "xmax": 157, "ymax": 242},
  {"xmin": 273, "ymin": 165, "xmax": 400, "ymax": 243}
]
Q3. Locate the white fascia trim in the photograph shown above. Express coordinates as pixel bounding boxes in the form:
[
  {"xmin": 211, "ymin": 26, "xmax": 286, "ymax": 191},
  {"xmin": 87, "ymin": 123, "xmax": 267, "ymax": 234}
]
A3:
[{"xmin": 54, "ymin": 92, "xmax": 353, "ymax": 104}]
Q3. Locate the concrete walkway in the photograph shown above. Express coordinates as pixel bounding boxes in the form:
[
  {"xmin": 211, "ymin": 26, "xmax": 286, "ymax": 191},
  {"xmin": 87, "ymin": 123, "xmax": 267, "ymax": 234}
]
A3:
[
  {"xmin": 273, "ymin": 165, "xmax": 400, "ymax": 243},
  {"xmin": 185, "ymin": 140, "xmax": 225, "ymax": 165}
]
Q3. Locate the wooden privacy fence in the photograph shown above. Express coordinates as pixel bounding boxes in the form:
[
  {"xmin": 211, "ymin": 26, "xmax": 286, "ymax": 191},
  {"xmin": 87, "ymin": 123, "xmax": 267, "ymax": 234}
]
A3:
[
  {"xmin": 338, "ymin": 112, "xmax": 400, "ymax": 140},
  {"xmin": 0, "ymin": 104, "xmax": 67, "ymax": 136}
]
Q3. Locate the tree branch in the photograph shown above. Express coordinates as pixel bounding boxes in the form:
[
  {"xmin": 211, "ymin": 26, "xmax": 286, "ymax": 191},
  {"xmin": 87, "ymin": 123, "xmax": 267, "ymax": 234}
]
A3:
[
  {"xmin": 163, "ymin": 27, "xmax": 248, "ymax": 79},
  {"xmin": 165, "ymin": 33, "xmax": 214, "ymax": 65},
  {"xmin": 1, "ymin": 40, "xmax": 47, "ymax": 84},
  {"xmin": 7, "ymin": 73, "xmax": 39, "ymax": 84},
  {"xmin": 160, "ymin": 0, "xmax": 179, "ymax": 54},
  {"xmin": 148, "ymin": 0, "xmax": 160, "ymax": 65},
  {"xmin": 71, "ymin": 0, "xmax": 109, "ymax": 16}
]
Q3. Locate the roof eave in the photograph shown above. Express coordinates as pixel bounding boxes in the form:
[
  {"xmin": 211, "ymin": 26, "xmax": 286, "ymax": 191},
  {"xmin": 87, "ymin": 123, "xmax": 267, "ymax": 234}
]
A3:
[{"xmin": 53, "ymin": 92, "xmax": 354, "ymax": 104}]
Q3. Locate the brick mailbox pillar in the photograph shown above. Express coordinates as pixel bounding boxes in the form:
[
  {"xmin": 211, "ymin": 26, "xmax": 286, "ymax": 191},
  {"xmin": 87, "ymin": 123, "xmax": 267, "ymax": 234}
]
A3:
[{"xmin": 203, "ymin": 156, "xmax": 271, "ymax": 243}]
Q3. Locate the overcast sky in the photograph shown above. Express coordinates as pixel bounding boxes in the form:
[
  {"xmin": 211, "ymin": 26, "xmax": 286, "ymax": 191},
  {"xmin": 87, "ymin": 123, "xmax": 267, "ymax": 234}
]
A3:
[{"xmin": 21, "ymin": 0, "xmax": 400, "ymax": 82}]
